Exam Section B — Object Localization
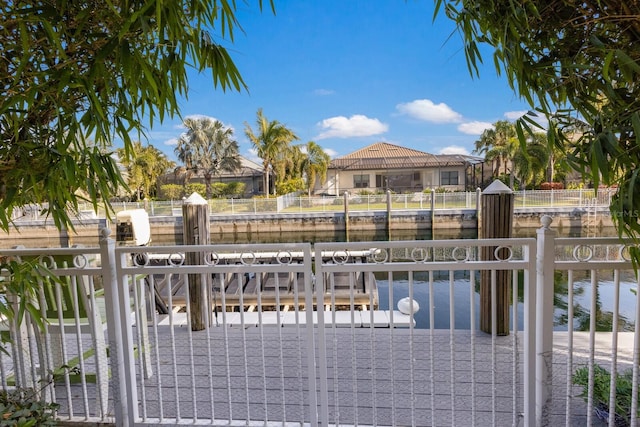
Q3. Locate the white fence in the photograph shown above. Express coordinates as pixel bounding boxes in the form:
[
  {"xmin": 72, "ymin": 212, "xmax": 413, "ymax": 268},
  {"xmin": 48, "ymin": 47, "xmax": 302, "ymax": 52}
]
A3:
[
  {"xmin": 11, "ymin": 189, "xmax": 614, "ymax": 221},
  {"xmin": 0, "ymin": 217, "xmax": 637, "ymax": 426}
]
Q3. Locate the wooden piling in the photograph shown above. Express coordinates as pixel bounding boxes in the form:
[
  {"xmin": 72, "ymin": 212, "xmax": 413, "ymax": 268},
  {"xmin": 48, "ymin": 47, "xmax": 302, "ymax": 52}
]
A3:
[
  {"xmin": 480, "ymin": 180, "xmax": 514, "ymax": 335},
  {"xmin": 182, "ymin": 192, "xmax": 210, "ymax": 331}
]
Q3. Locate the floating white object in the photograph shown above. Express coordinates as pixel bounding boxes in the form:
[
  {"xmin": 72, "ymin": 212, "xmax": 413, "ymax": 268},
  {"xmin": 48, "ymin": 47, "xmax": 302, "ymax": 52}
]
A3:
[{"xmin": 397, "ymin": 297, "xmax": 419, "ymax": 315}]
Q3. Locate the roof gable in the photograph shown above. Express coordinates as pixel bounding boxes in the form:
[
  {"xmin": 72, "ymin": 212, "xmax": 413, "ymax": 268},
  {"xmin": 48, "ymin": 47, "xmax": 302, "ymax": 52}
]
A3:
[
  {"xmin": 339, "ymin": 142, "xmax": 435, "ymax": 160},
  {"xmin": 330, "ymin": 142, "xmax": 478, "ymax": 170}
]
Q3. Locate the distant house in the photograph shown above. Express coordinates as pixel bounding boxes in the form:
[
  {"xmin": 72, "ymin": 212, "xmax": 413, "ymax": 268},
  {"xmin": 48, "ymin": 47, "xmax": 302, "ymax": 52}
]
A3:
[
  {"xmin": 158, "ymin": 156, "xmax": 264, "ymax": 196},
  {"xmin": 322, "ymin": 142, "xmax": 484, "ymax": 195}
]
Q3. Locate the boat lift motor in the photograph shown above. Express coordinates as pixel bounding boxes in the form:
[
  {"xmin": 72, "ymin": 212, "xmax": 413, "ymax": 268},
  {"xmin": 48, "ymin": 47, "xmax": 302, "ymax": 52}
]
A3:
[{"xmin": 116, "ymin": 209, "xmax": 151, "ymax": 246}]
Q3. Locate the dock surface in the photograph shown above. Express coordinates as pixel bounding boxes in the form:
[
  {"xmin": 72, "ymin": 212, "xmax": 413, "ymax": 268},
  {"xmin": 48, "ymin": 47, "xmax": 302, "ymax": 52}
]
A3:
[{"xmin": 51, "ymin": 328, "xmax": 622, "ymax": 426}]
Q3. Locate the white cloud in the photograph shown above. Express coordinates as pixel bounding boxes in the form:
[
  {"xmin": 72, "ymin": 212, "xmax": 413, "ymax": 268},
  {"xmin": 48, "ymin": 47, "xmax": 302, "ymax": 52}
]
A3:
[
  {"xmin": 457, "ymin": 121, "xmax": 494, "ymax": 135},
  {"xmin": 246, "ymin": 148, "xmax": 262, "ymax": 164},
  {"xmin": 396, "ymin": 99, "xmax": 463, "ymax": 123},
  {"xmin": 315, "ymin": 115, "xmax": 388, "ymax": 139},
  {"xmin": 504, "ymin": 110, "xmax": 528, "ymax": 120},
  {"xmin": 313, "ymin": 88, "xmax": 335, "ymax": 96},
  {"xmin": 439, "ymin": 145, "xmax": 470, "ymax": 155},
  {"xmin": 324, "ymin": 148, "xmax": 338, "ymax": 158},
  {"xmin": 184, "ymin": 114, "xmax": 218, "ymax": 121},
  {"xmin": 164, "ymin": 137, "xmax": 179, "ymax": 146}
]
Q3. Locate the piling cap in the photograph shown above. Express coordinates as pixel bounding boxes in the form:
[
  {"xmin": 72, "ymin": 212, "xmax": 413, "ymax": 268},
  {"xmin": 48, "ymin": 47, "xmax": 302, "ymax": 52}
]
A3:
[
  {"xmin": 482, "ymin": 180, "xmax": 513, "ymax": 194},
  {"xmin": 183, "ymin": 192, "xmax": 207, "ymax": 205}
]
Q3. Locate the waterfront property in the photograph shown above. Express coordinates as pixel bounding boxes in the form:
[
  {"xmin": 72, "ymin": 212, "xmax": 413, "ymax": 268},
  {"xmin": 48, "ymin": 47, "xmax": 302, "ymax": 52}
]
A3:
[
  {"xmin": 1, "ymin": 188, "xmax": 616, "ymax": 248},
  {"xmin": 0, "ymin": 217, "xmax": 637, "ymax": 426},
  {"xmin": 326, "ymin": 142, "xmax": 485, "ymax": 194}
]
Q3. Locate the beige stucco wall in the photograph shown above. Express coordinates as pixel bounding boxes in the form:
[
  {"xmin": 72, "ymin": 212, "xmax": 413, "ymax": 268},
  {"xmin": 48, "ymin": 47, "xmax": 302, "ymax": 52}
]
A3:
[{"xmin": 326, "ymin": 166, "xmax": 467, "ymax": 195}]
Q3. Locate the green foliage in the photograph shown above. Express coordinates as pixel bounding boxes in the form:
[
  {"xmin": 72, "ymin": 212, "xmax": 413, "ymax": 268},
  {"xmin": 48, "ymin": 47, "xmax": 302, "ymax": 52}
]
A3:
[
  {"xmin": 0, "ymin": 259, "xmax": 60, "ymax": 336},
  {"xmin": 435, "ymin": 1, "xmax": 640, "ymax": 247},
  {"xmin": 0, "ymin": 0, "xmax": 273, "ymax": 231},
  {"xmin": 211, "ymin": 182, "xmax": 246, "ymax": 198},
  {"xmin": 0, "ymin": 388, "xmax": 59, "ymax": 426},
  {"xmin": 184, "ymin": 183, "xmax": 206, "ymax": 197},
  {"xmin": 573, "ymin": 364, "xmax": 639, "ymax": 426},
  {"xmin": 117, "ymin": 141, "xmax": 174, "ymax": 200},
  {"xmin": 244, "ymin": 109, "xmax": 299, "ymax": 197},
  {"xmin": 174, "ymin": 117, "xmax": 241, "ymax": 199},
  {"xmin": 276, "ymin": 178, "xmax": 305, "ymax": 195},
  {"xmin": 225, "ymin": 182, "xmax": 246, "ymax": 197},
  {"xmin": 300, "ymin": 141, "xmax": 331, "ymax": 195},
  {"xmin": 159, "ymin": 184, "xmax": 183, "ymax": 200}
]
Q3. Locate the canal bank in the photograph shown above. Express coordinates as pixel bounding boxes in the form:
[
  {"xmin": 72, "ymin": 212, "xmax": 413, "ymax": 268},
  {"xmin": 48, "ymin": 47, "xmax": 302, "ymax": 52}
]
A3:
[{"xmin": 0, "ymin": 205, "xmax": 614, "ymax": 248}]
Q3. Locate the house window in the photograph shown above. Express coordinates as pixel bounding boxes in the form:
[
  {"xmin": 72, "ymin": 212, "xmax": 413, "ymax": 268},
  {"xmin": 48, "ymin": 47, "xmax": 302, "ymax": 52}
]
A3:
[
  {"xmin": 354, "ymin": 174, "xmax": 370, "ymax": 188},
  {"xmin": 440, "ymin": 171, "xmax": 459, "ymax": 185}
]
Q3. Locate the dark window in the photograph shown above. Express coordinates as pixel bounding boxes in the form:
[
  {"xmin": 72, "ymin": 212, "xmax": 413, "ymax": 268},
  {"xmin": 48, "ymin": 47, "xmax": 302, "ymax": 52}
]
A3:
[
  {"xmin": 354, "ymin": 174, "xmax": 370, "ymax": 188},
  {"xmin": 440, "ymin": 171, "xmax": 459, "ymax": 185}
]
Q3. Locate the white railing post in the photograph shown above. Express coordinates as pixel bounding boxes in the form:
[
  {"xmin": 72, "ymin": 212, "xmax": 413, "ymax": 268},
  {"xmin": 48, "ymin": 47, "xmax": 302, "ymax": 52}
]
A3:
[
  {"xmin": 99, "ymin": 228, "xmax": 136, "ymax": 426},
  {"xmin": 535, "ymin": 215, "xmax": 556, "ymax": 425}
]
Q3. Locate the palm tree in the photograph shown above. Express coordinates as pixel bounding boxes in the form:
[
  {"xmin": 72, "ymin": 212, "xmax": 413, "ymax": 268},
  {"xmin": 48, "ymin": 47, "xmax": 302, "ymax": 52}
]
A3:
[
  {"xmin": 244, "ymin": 109, "xmax": 298, "ymax": 197},
  {"xmin": 511, "ymin": 133, "xmax": 550, "ymax": 188},
  {"xmin": 474, "ymin": 121, "xmax": 518, "ymax": 180},
  {"xmin": 300, "ymin": 141, "xmax": 330, "ymax": 196},
  {"xmin": 175, "ymin": 117, "xmax": 241, "ymax": 198},
  {"xmin": 117, "ymin": 141, "xmax": 174, "ymax": 200}
]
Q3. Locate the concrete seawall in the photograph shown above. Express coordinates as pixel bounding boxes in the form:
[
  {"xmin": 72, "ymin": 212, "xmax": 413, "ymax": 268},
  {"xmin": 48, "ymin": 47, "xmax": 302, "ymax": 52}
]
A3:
[{"xmin": 0, "ymin": 206, "xmax": 613, "ymax": 248}]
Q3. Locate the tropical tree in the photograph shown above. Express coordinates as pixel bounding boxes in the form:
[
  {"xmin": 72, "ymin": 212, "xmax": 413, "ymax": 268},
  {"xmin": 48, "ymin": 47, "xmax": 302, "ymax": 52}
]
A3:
[
  {"xmin": 300, "ymin": 141, "xmax": 331, "ymax": 196},
  {"xmin": 117, "ymin": 142, "xmax": 175, "ymax": 200},
  {"xmin": 0, "ymin": 0, "xmax": 272, "ymax": 231},
  {"xmin": 175, "ymin": 117, "xmax": 241, "ymax": 199},
  {"xmin": 244, "ymin": 109, "xmax": 299, "ymax": 197},
  {"xmin": 274, "ymin": 144, "xmax": 306, "ymax": 195},
  {"xmin": 474, "ymin": 121, "xmax": 518, "ymax": 180},
  {"xmin": 435, "ymin": 1, "xmax": 640, "ymax": 244},
  {"xmin": 511, "ymin": 133, "xmax": 549, "ymax": 189}
]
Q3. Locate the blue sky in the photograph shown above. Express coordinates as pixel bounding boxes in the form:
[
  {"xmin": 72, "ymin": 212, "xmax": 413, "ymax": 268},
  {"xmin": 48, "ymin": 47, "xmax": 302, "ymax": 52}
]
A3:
[{"xmin": 145, "ymin": 1, "xmax": 531, "ymax": 163}]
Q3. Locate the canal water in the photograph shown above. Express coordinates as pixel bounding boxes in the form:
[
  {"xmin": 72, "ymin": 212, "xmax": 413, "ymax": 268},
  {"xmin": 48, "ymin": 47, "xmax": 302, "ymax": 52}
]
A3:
[
  {"xmin": 201, "ymin": 226, "xmax": 634, "ymax": 332},
  {"xmin": 376, "ymin": 271, "xmax": 637, "ymax": 331}
]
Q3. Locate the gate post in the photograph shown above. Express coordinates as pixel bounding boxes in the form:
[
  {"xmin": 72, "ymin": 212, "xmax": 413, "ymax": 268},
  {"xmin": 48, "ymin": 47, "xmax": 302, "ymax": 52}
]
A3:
[
  {"xmin": 100, "ymin": 228, "xmax": 135, "ymax": 426},
  {"xmin": 536, "ymin": 215, "xmax": 556, "ymax": 425}
]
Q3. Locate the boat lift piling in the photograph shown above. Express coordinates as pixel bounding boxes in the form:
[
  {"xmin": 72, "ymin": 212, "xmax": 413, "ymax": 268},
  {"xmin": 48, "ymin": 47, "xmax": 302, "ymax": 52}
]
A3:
[
  {"xmin": 479, "ymin": 180, "xmax": 514, "ymax": 336},
  {"xmin": 182, "ymin": 192, "xmax": 210, "ymax": 331}
]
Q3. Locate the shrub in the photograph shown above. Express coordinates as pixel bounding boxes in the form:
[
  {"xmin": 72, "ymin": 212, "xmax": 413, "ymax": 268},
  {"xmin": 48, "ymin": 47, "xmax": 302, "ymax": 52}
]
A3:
[
  {"xmin": 539, "ymin": 182, "xmax": 565, "ymax": 190},
  {"xmin": 573, "ymin": 364, "xmax": 638, "ymax": 426},
  {"xmin": 0, "ymin": 388, "xmax": 59, "ymax": 426},
  {"xmin": 224, "ymin": 182, "xmax": 246, "ymax": 197},
  {"xmin": 184, "ymin": 183, "xmax": 206, "ymax": 196},
  {"xmin": 159, "ymin": 184, "xmax": 183, "ymax": 200}
]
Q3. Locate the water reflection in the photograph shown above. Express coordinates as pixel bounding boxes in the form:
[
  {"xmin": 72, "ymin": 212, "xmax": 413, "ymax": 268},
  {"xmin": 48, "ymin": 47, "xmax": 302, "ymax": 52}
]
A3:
[{"xmin": 377, "ymin": 268, "xmax": 637, "ymax": 331}]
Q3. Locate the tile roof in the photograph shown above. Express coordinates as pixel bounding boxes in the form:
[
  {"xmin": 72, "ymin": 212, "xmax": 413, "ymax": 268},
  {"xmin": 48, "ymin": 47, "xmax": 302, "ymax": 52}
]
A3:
[{"xmin": 329, "ymin": 142, "xmax": 483, "ymax": 170}]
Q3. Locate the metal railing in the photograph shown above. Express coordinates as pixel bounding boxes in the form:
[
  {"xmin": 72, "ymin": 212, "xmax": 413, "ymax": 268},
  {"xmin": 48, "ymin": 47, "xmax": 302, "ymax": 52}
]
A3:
[
  {"xmin": 10, "ymin": 189, "xmax": 614, "ymax": 221},
  {"xmin": 0, "ymin": 216, "xmax": 637, "ymax": 426}
]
